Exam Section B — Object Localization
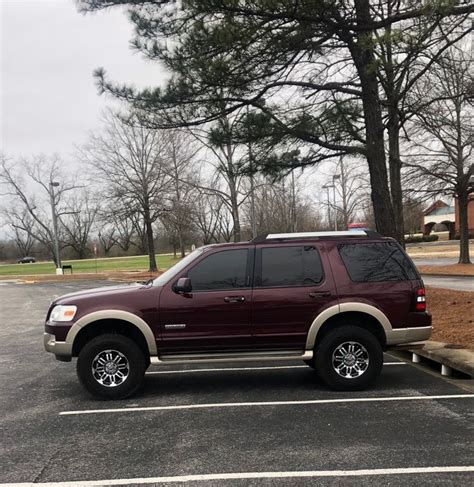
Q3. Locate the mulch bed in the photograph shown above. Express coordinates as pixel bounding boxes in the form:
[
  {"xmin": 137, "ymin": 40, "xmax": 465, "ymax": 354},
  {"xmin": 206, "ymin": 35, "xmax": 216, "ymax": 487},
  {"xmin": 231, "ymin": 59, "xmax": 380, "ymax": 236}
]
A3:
[
  {"xmin": 427, "ymin": 287, "xmax": 474, "ymax": 350},
  {"xmin": 417, "ymin": 264, "xmax": 474, "ymax": 277}
]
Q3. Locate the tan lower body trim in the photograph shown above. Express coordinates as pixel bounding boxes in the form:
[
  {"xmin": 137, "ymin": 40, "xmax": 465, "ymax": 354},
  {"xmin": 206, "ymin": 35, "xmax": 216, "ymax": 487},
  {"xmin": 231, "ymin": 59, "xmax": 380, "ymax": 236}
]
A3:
[
  {"xmin": 44, "ymin": 333, "xmax": 72, "ymax": 356},
  {"xmin": 150, "ymin": 350, "xmax": 313, "ymax": 366}
]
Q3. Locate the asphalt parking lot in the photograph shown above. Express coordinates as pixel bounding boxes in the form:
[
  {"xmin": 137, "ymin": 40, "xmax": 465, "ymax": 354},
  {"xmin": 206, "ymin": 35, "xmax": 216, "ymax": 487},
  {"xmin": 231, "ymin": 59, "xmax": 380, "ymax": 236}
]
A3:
[{"xmin": 0, "ymin": 281, "xmax": 473, "ymax": 486}]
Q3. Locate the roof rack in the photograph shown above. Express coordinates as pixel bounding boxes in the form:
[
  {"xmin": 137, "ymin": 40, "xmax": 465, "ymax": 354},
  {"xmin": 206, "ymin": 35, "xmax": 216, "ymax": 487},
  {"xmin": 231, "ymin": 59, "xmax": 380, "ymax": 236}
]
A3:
[{"xmin": 251, "ymin": 230, "xmax": 382, "ymax": 243}]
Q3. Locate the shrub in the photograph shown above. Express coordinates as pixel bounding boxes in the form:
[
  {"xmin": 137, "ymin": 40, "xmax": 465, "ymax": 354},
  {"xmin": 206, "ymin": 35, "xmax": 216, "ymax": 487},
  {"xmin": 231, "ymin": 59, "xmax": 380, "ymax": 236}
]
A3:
[
  {"xmin": 452, "ymin": 233, "xmax": 474, "ymax": 240},
  {"xmin": 422, "ymin": 235, "xmax": 439, "ymax": 242},
  {"xmin": 405, "ymin": 236, "xmax": 423, "ymax": 244}
]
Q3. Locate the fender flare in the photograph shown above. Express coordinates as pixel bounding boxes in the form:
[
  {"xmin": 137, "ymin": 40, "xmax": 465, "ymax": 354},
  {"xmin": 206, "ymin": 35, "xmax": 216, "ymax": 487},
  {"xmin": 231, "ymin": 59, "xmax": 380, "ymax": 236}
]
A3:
[
  {"xmin": 65, "ymin": 310, "xmax": 158, "ymax": 356},
  {"xmin": 305, "ymin": 303, "xmax": 391, "ymax": 350}
]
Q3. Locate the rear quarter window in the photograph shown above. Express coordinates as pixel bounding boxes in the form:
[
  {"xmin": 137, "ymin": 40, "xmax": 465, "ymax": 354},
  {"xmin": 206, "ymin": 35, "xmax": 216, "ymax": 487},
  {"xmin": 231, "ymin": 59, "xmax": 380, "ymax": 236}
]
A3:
[{"xmin": 338, "ymin": 242, "xmax": 417, "ymax": 282}]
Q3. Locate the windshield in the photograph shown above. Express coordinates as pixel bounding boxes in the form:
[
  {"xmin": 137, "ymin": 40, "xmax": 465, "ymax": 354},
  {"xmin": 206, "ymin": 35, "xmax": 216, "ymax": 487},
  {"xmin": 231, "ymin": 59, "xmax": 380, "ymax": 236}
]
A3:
[{"xmin": 153, "ymin": 246, "xmax": 210, "ymax": 286}]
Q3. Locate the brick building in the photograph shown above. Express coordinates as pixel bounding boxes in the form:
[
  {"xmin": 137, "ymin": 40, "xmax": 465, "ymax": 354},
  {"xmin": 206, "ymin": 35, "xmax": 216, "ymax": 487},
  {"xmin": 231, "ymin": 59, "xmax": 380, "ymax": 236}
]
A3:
[
  {"xmin": 423, "ymin": 194, "xmax": 474, "ymax": 238},
  {"xmin": 454, "ymin": 193, "xmax": 474, "ymax": 235}
]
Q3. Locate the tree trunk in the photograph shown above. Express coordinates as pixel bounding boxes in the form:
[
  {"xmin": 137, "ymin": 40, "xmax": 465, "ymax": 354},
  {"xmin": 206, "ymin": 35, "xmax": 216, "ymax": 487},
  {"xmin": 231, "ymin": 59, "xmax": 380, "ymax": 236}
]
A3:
[
  {"xmin": 387, "ymin": 108, "xmax": 405, "ymax": 246},
  {"xmin": 458, "ymin": 191, "xmax": 471, "ymax": 264},
  {"xmin": 339, "ymin": 158, "xmax": 350, "ymax": 228},
  {"xmin": 231, "ymin": 194, "xmax": 241, "ymax": 242},
  {"xmin": 143, "ymin": 206, "xmax": 158, "ymax": 272},
  {"xmin": 227, "ymin": 163, "xmax": 241, "ymax": 242},
  {"xmin": 357, "ymin": 73, "xmax": 397, "ymax": 238},
  {"xmin": 179, "ymin": 233, "xmax": 185, "ymax": 258},
  {"xmin": 353, "ymin": 0, "xmax": 397, "ymax": 239}
]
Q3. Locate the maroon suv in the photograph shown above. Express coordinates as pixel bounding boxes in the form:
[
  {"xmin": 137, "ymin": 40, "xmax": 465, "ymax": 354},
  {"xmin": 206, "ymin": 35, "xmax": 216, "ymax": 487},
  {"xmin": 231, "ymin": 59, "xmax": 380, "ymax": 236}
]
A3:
[{"xmin": 44, "ymin": 230, "xmax": 431, "ymax": 399}]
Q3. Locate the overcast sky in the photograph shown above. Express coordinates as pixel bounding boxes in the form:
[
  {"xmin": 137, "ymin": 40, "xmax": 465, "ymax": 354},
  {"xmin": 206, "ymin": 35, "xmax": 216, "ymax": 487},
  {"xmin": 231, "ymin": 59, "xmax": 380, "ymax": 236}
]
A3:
[{"xmin": 0, "ymin": 0, "xmax": 166, "ymax": 159}]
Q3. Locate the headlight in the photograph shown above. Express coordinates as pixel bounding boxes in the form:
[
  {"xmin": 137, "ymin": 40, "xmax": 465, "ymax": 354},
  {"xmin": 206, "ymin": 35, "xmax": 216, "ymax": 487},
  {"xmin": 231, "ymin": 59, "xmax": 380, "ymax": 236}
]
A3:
[{"xmin": 50, "ymin": 305, "xmax": 77, "ymax": 322}]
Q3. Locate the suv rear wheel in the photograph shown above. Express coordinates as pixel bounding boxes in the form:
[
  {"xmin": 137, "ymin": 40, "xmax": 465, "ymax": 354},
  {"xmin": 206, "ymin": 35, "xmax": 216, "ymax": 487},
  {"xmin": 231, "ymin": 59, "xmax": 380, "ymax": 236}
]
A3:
[
  {"xmin": 77, "ymin": 333, "xmax": 146, "ymax": 399},
  {"xmin": 314, "ymin": 325, "xmax": 383, "ymax": 391}
]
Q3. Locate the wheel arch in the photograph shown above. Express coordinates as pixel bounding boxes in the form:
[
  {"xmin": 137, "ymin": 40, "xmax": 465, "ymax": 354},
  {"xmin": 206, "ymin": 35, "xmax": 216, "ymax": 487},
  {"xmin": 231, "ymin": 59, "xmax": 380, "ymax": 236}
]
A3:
[
  {"xmin": 67, "ymin": 310, "xmax": 157, "ymax": 357},
  {"xmin": 306, "ymin": 303, "xmax": 391, "ymax": 350}
]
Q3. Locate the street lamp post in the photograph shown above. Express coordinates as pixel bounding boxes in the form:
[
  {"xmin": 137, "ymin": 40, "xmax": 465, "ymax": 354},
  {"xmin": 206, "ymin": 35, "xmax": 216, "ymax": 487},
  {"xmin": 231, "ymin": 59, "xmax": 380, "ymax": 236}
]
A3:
[
  {"xmin": 49, "ymin": 181, "xmax": 62, "ymax": 275},
  {"xmin": 291, "ymin": 169, "xmax": 297, "ymax": 232},
  {"xmin": 322, "ymin": 183, "xmax": 333, "ymax": 229}
]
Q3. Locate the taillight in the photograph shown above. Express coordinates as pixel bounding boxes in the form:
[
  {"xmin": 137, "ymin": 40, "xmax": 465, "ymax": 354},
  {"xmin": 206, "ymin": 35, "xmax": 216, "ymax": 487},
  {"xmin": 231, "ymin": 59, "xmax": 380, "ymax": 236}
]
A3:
[{"xmin": 414, "ymin": 288, "xmax": 426, "ymax": 312}]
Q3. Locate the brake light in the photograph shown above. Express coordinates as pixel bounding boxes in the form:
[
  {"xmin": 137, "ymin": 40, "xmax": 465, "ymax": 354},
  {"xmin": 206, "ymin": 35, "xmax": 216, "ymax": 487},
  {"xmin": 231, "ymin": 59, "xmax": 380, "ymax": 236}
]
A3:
[{"xmin": 415, "ymin": 288, "xmax": 426, "ymax": 312}]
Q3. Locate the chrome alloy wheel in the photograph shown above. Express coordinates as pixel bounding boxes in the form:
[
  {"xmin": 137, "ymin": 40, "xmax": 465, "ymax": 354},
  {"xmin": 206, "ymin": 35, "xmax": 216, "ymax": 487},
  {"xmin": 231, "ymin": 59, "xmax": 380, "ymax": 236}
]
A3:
[
  {"xmin": 92, "ymin": 349, "xmax": 130, "ymax": 387},
  {"xmin": 332, "ymin": 341, "xmax": 369, "ymax": 379}
]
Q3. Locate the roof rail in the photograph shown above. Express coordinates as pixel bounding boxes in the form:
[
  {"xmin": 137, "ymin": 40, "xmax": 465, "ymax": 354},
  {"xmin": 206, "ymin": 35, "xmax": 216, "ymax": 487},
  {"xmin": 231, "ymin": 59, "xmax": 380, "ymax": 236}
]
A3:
[
  {"xmin": 267, "ymin": 230, "xmax": 368, "ymax": 239},
  {"xmin": 250, "ymin": 230, "xmax": 382, "ymax": 243}
]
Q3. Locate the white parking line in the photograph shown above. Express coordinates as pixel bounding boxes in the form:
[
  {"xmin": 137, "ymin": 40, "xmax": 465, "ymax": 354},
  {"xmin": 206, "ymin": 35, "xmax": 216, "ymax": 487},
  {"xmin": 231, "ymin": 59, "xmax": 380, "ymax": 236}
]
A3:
[
  {"xmin": 59, "ymin": 393, "xmax": 474, "ymax": 416},
  {"xmin": 3, "ymin": 465, "xmax": 474, "ymax": 486},
  {"xmin": 146, "ymin": 362, "xmax": 405, "ymax": 375}
]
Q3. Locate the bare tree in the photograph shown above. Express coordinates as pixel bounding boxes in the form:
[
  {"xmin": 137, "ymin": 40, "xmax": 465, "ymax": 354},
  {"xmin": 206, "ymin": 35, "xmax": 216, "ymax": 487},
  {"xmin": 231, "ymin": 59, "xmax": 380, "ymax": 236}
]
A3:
[
  {"xmin": 406, "ymin": 47, "xmax": 473, "ymax": 263},
  {"xmin": 9, "ymin": 212, "xmax": 35, "ymax": 257},
  {"xmin": 327, "ymin": 157, "xmax": 368, "ymax": 229},
  {"xmin": 61, "ymin": 193, "xmax": 99, "ymax": 259},
  {"xmin": 403, "ymin": 197, "xmax": 424, "ymax": 236},
  {"xmin": 97, "ymin": 224, "xmax": 116, "ymax": 255},
  {"xmin": 0, "ymin": 154, "xmax": 79, "ymax": 266},
  {"xmin": 250, "ymin": 174, "xmax": 322, "ymax": 236},
  {"xmin": 190, "ymin": 111, "xmax": 253, "ymax": 243},
  {"xmin": 162, "ymin": 130, "xmax": 199, "ymax": 257},
  {"xmin": 81, "ymin": 111, "xmax": 170, "ymax": 271},
  {"xmin": 192, "ymin": 191, "xmax": 226, "ymax": 245},
  {"xmin": 113, "ymin": 211, "xmax": 137, "ymax": 253}
]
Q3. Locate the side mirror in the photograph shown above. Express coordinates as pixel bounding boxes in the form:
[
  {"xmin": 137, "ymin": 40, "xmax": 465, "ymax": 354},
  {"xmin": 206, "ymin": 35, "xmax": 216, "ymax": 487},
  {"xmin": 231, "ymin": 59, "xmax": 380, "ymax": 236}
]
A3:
[{"xmin": 174, "ymin": 277, "xmax": 192, "ymax": 294}]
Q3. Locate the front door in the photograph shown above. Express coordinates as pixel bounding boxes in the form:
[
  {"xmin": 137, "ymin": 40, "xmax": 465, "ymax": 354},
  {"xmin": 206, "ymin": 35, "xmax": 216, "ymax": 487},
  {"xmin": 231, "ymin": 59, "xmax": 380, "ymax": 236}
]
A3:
[
  {"xmin": 158, "ymin": 247, "xmax": 254, "ymax": 354},
  {"xmin": 251, "ymin": 244, "xmax": 337, "ymax": 350}
]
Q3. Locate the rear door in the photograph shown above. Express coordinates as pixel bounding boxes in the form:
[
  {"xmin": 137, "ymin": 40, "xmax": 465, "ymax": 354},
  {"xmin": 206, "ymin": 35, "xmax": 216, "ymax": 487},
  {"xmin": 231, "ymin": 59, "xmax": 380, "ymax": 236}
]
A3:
[{"xmin": 250, "ymin": 243, "xmax": 338, "ymax": 351}]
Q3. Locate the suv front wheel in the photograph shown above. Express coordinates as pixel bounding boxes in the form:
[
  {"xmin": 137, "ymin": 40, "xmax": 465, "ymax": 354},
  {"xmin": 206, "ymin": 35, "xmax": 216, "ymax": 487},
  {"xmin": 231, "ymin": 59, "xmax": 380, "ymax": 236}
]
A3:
[
  {"xmin": 77, "ymin": 333, "xmax": 146, "ymax": 399},
  {"xmin": 314, "ymin": 325, "xmax": 383, "ymax": 391}
]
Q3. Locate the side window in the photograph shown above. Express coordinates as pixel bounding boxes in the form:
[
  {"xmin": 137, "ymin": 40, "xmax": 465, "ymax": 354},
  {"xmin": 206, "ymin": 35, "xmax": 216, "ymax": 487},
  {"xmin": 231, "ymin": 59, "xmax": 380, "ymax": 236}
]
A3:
[
  {"xmin": 338, "ymin": 242, "xmax": 417, "ymax": 282},
  {"xmin": 187, "ymin": 249, "xmax": 248, "ymax": 291},
  {"xmin": 258, "ymin": 246, "xmax": 323, "ymax": 288}
]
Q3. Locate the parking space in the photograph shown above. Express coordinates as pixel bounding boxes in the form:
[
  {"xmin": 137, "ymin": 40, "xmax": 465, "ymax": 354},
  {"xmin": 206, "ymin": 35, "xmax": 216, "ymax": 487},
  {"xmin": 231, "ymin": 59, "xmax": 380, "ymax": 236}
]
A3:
[{"xmin": 0, "ymin": 281, "xmax": 473, "ymax": 486}]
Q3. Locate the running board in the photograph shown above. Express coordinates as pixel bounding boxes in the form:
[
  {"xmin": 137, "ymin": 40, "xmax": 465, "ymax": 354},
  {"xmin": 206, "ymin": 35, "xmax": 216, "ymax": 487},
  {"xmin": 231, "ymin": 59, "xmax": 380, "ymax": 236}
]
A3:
[{"xmin": 150, "ymin": 350, "xmax": 313, "ymax": 366}]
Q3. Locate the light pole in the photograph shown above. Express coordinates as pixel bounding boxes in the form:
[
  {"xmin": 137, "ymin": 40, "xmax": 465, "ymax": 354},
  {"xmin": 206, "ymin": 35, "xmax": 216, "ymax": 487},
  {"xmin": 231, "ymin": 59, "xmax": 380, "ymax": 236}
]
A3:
[
  {"xmin": 291, "ymin": 169, "xmax": 297, "ymax": 232},
  {"xmin": 333, "ymin": 174, "xmax": 341, "ymax": 231},
  {"xmin": 49, "ymin": 181, "xmax": 62, "ymax": 274},
  {"xmin": 322, "ymin": 183, "xmax": 333, "ymax": 229}
]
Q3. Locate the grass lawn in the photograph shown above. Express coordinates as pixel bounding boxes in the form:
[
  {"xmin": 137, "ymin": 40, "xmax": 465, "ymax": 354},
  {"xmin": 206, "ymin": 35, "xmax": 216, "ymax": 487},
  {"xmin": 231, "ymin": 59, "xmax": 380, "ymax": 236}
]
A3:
[{"xmin": 0, "ymin": 254, "xmax": 180, "ymax": 276}]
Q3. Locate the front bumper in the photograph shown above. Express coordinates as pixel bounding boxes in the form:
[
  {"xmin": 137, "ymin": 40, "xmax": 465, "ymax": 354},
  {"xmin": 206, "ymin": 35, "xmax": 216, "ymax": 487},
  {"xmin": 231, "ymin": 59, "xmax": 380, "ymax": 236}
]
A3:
[{"xmin": 43, "ymin": 333, "xmax": 72, "ymax": 360}]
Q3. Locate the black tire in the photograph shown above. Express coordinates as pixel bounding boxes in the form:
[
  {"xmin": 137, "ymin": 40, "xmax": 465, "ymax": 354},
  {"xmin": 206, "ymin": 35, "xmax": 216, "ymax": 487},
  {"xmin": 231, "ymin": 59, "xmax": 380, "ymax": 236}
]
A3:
[
  {"xmin": 314, "ymin": 325, "xmax": 383, "ymax": 391},
  {"xmin": 77, "ymin": 333, "xmax": 146, "ymax": 400}
]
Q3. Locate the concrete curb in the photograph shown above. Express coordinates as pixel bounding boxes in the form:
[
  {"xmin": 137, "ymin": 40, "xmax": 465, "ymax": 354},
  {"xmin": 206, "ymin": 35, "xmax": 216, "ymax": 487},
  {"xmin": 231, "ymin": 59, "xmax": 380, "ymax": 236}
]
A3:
[
  {"xmin": 406, "ymin": 341, "xmax": 474, "ymax": 379},
  {"xmin": 420, "ymin": 273, "xmax": 474, "ymax": 279}
]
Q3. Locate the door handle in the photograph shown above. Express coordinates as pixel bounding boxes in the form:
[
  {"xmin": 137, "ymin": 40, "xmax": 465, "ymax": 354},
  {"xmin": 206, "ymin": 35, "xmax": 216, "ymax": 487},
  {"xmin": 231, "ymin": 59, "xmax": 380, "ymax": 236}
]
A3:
[
  {"xmin": 309, "ymin": 291, "xmax": 331, "ymax": 298},
  {"xmin": 224, "ymin": 296, "xmax": 245, "ymax": 303}
]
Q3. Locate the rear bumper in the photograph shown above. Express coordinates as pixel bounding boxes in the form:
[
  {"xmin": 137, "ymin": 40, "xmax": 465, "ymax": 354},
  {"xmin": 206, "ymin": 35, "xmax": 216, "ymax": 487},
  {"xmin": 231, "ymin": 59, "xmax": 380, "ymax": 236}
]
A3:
[
  {"xmin": 386, "ymin": 312, "xmax": 432, "ymax": 346},
  {"xmin": 43, "ymin": 332, "xmax": 72, "ymax": 360},
  {"xmin": 386, "ymin": 326, "xmax": 432, "ymax": 346}
]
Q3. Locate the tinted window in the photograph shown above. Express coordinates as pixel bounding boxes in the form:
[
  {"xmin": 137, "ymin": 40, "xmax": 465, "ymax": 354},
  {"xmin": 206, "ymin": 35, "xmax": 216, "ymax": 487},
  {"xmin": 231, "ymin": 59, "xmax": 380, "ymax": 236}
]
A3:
[
  {"xmin": 339, "ymin": 242, "xmax": 417, "ymax": 282},
  {"xmin": 187, "ymin": 249, "xmax": 248, "ymax": 291},
  {"xmin": 258, "ymin": 246, "xmax": 323, "ymax": 287}
]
